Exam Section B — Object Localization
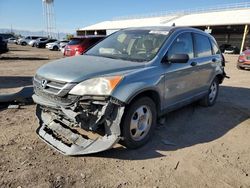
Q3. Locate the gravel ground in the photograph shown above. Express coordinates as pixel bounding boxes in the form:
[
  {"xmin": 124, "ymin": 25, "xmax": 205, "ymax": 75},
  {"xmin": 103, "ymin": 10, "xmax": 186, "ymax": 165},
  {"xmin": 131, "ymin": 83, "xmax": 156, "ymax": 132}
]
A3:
[{"xmin": 0, "ymin": 44, "xmax": 250, "ymax": 188}]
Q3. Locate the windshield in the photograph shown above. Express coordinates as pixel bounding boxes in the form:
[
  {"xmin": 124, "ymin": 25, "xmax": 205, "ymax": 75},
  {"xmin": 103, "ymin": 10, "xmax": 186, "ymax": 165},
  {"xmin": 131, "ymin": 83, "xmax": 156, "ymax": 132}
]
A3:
[{"xmin": 85, "ymin": 30, "xmax": 169, "ymax": 62}]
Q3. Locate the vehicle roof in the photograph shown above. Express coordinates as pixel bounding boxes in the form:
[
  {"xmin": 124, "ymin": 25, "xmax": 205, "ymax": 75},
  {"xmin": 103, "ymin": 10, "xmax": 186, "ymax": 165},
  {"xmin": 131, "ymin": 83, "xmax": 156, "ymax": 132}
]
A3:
[
  {"xmin": 123, "ymin": 26, "xmax": 214, "ymax": 39},
  {"xmin": 71, "ymin": 35, "xmax": 106, "ymax": 39},
  {"xmin": 123, "ymin": 26, "xmax": 205, "ymax": 34}
]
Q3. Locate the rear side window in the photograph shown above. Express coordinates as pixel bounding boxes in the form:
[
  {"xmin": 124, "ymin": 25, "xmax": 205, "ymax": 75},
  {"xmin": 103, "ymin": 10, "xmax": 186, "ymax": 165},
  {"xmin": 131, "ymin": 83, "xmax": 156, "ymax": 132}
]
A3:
[
  {"xmin": 193, "ymin": 33, "xmax": 212, "ymax": 57},
  {"xmin": 168, "ymin": 32, "xmax": 194, "ymax": 59}
]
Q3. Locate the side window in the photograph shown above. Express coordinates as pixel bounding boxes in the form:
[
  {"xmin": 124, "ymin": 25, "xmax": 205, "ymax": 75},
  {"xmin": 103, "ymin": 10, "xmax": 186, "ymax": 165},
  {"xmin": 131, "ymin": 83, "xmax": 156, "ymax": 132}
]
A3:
[
  {"xmin": 193, "ymin": 33, "xmax": 212, "ymax": 57},
  {"xmin": 211, "ymin": 40, "xmax": 220, "ymax": 55},
  {"xmin": 168, "ymin": 32, "xmax": 194, "ymax": 59}
]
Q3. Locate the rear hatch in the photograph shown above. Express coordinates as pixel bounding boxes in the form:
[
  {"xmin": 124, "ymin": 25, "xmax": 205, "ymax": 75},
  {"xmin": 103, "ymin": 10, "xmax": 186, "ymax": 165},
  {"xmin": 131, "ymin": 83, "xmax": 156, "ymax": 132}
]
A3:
[
  {"xmin": 64, "ymin": 37, "xmax": 104, "ymax": 57},
  {"xmin": 64, "ymin": 38, "xmax": 84, "ymax": 56}
]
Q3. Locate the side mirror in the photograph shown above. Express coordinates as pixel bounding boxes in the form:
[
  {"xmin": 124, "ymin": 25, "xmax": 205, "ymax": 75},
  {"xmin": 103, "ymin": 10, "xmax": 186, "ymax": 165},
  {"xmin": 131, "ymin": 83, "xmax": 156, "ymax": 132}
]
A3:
[{"xmin": 162, "ymin": 54, "xmax": 189, "ymax": 64}]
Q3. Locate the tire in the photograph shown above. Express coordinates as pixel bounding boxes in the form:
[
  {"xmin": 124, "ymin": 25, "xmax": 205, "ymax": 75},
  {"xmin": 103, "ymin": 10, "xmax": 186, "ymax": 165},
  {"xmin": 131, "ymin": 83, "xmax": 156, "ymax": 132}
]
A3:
[
  {"xmin": 53, "ymin": 46, "xmax": 59, "ymax": 51},
  {"xmin": 237, "ymin": 65, "xmax": 245, "ymax": 70},
  {"xmin": 200, "ymin": 77, "xmax": 219, "ymax": 107},
  {"xmin": 21, "ymin": 42, "xmax": 27, "ymax": 46},
  {"xmin": 120, "ymin": 97, "xmax": 157, "ymax": 149}
]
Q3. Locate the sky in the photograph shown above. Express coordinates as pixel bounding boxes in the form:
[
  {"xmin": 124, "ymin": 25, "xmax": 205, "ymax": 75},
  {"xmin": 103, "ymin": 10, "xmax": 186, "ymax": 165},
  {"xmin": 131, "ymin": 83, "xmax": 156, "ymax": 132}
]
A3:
[{"xmin": 0, "ymin": 0, "xmax": 249, "ymax": 33}]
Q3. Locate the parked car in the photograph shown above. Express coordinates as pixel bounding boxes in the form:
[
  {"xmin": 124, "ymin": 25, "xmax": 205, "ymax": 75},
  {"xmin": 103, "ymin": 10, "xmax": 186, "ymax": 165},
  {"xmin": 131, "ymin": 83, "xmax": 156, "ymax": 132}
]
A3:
[
  {"xmin": 29, "ymin": 37, "xmax": 48, "ymax": 47},
  {"xmin": 219, "ymin": 44, "xmax": 231, "ymax": 53},
  {"xmin": 32, "ymin": 27, "xmax": 226, "ymax": 155},
  {"xmin": 0, "ymin": 36, "xmax": 8, "ymax": 54},
  {"xmin": 36, "ymin": 39, "xmax": 58, "ymax": 48},
  {"xmin": 59, "ymin": 40, "xmax": 69, "ymax": 48},
  {"xmin": 7, "ymin": 37, "xmax": 17, "ymax": 44},
  {"xmin": 0, "ymin": 33, "xmax": 15, "ymax": 42},
  {"xmin": 224, "ymin": 46, "xmax": 240, "ymax": 54},
  {"xmin": 58, "ymin": 41, "xmax": 69, "ymax": 53},
  {"xmin": 237, "ymin": 49, "xmax": 250, "ymax": 70},
  {"xmin": 46, "ymin": 40, "xmax": 69, "ymax": 51},
  {"xmin": 60, "ymin": 45, "xmax": 66, "ymax": 54},
  {"xmin": 18, "ymin": 36, "xmax": 44, "ymax": 46},
  {"xmin": 64, "ymin": 36, "xmax": 105, "ymax": 56}
]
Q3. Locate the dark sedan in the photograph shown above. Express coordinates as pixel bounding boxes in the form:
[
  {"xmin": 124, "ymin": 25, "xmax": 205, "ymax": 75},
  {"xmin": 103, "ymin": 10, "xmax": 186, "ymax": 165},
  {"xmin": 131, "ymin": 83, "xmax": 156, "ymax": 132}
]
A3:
[
  {"xmin": 0, "ymin": 36, "xmax": 8, "ymax": 54},
  {"xmin": 36, "ymin": 39, "xmax": 57, "ymax": 48}
]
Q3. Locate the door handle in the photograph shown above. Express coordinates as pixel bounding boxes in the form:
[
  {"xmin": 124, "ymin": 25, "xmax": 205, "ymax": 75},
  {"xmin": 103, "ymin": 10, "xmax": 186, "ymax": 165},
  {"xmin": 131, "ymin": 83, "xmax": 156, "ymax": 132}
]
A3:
[{"xmin": 190, "ymin": 62, "xmax": 197, "ymax": 66}]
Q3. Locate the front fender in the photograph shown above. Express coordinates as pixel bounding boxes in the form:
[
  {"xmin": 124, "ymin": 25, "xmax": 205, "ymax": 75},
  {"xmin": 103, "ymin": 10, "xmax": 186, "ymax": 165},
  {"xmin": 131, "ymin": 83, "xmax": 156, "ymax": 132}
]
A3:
[{"xmin": 111, "ymin": 73, "xmax": 165, "ymax": 106}]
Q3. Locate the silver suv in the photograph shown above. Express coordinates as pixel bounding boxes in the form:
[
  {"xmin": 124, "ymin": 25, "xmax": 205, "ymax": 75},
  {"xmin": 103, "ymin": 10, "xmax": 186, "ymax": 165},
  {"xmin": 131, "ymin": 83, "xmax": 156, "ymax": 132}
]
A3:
[{"xmin": 33, "ymin": 27, "xmax": 226, "ymax": 155}]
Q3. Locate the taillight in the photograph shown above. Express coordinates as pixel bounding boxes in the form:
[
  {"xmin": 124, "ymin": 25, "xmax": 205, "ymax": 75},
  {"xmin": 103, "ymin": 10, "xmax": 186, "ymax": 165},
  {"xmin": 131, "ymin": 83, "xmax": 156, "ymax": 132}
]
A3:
[{"xmin": 75, "ymin": 46, "xmax": 85, "ymax": 55}]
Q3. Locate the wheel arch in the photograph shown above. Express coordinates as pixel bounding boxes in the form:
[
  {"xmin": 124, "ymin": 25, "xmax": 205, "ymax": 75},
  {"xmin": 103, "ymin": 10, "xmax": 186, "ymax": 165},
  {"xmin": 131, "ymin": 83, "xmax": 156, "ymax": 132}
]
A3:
[
  {"xmin": 215, "ymin": 73, "xmax": 224, "ymax": 84},
  {"xmin": 126, "ymin": 89, "xmax": 161, "ymax": 117}
]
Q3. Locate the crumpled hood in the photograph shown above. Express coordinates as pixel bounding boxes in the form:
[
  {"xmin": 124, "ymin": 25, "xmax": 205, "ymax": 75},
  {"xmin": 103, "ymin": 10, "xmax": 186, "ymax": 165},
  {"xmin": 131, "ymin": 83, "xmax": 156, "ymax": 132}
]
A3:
[{"xmin": 36, "ymin": 55, "xmax": 145, "ymax": 83}]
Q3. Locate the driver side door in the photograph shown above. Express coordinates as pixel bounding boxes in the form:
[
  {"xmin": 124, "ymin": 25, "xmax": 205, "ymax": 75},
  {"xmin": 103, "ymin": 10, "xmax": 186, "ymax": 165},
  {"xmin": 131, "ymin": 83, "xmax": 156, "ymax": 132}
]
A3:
[{"xmin": 163, "ymin": 32, "xmax": 199, "ymax": 109}]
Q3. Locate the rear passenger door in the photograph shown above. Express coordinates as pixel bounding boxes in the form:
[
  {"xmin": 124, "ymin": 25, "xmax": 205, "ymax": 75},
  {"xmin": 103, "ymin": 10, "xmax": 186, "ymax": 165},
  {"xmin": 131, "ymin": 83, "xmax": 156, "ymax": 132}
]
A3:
[{"xmin": 191, "ymin": 33, "xmax": 215, "ymax": 92}]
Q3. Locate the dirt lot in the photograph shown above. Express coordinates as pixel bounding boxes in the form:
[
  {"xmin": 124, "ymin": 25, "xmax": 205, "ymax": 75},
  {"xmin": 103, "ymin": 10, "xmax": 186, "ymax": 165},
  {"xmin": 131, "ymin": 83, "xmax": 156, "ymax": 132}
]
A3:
[{"xmin": 0, "ymin": 44, "xmax": 250, "ymax": 188}]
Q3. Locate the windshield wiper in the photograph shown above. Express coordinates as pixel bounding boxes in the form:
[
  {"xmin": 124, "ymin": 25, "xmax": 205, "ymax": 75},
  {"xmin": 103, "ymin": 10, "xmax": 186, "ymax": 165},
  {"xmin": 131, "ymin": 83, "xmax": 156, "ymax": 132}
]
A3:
[{"xmin": 84, "ymin": 53, "xmax": 147, "ymax": 62}]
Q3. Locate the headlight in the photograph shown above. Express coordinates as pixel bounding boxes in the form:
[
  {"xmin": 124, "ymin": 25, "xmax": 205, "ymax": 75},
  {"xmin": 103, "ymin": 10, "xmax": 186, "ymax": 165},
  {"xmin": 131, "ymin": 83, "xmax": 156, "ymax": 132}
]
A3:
[{"xmin": 69, "ymin": 76, "xmax": 123, "ymax": 96}]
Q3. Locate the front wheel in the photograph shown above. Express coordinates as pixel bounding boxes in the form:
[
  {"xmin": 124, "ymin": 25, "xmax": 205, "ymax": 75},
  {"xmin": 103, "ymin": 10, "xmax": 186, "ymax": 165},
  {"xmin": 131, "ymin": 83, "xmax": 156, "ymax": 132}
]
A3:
[
  {"xmin": 120, "ymin": 97, "xmax": 157, "ymax": 149},
  {"xmin": 200, "ymin": 78, "xmax": 219, "ymax": 107},
  {"xmin": 21, "ymin": 42, "xmax": 27, "ymax": 46}
]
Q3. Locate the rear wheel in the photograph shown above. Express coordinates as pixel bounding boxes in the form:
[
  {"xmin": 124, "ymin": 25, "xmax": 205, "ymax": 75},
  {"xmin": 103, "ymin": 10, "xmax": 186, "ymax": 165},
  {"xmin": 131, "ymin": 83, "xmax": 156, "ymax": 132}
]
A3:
[
  {"xmin": 200, "ymin": 78, "xmax": 219, "ymax": 107},
  {"xmin": 21, "ymin": 42, "xmax": 27, "ymax": 46},
  {"xmin": 120, "ymin": 97, "xmax": 157, "ymax": 149},
  {"xmin": 53, "ymin": 46, "xmax": 59, "ymax": 51}
]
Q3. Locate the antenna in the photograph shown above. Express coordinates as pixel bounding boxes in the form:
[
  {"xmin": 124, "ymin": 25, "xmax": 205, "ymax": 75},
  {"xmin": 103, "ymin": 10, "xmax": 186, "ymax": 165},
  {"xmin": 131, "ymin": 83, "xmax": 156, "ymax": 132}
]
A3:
[{"xmin": 42, "ymin": 0, "xmax": 56, "ymax": 38}]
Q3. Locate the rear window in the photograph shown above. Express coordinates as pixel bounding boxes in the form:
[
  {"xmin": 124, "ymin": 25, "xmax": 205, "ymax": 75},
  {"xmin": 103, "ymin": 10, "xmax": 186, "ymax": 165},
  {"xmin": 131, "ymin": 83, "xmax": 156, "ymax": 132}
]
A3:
[
  {"xmin": 68, "ymin": 38, "xmax": 84, "ymax": 45},
  {"xmin": 49, "ymin": 39, "xmax": 57, "ymax": 42},
  {"xmin": 193, "ymin": 33, "xmax": 212, "ymax": 58},
  {"xmin": 40, "ymin": 38, "xmax": 47, "ymax": 41},
  {"xmin": 68, "ymin": 37, "xmax": 103, "ymax": 45}
]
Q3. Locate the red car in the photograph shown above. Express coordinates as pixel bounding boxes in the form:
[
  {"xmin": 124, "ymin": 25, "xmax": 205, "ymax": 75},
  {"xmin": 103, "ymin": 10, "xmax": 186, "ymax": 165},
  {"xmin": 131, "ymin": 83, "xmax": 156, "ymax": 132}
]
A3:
[
  {"xmin": 64, "ymin": 36, "xmax": 105, "ymax": 57},
  {"xmin": 238, "ymin": 49, "xmax": 250, "ymax": 70}
]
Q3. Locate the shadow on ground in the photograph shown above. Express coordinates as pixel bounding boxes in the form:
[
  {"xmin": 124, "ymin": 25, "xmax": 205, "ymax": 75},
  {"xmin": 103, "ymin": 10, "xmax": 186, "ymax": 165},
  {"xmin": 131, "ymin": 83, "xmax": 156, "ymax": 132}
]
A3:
[
  {"xmin": 9, "ymin": 49, "xmax": 30, "ymax": 52},
  {"xmin": 0, "ymin": 56, "xmax": 49, "ymax": 60},
  {"xmin": 91, "ymin": 86, "xmax": 250, "ymax": 160},
  {"xmin": 0, "ymin": 76, "xmax": 33, "ymax": 89}
]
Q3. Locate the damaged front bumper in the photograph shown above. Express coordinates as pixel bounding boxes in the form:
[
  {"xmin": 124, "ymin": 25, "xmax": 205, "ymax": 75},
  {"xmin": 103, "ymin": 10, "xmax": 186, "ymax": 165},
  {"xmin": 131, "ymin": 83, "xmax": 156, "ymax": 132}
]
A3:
[{"xmin": 33, "ymin": 94, "xmax": 125, "ymax": 155}]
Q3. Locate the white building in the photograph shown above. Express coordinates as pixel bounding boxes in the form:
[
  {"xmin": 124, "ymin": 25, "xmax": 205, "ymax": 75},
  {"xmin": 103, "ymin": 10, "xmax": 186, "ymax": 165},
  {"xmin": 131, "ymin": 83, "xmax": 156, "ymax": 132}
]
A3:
[{"xmin": 77, "ymin": 3, "xmax": 250, "ymax": 52}]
